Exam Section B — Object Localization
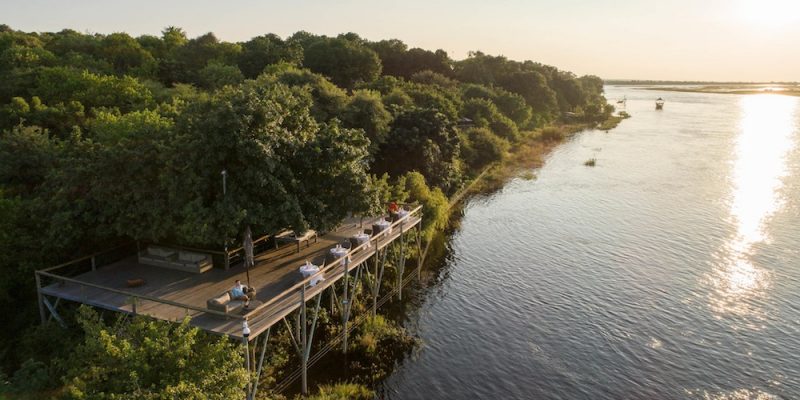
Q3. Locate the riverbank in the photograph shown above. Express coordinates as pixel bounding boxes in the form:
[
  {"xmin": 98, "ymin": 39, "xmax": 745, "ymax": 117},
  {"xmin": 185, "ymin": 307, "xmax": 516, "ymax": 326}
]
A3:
[{"xmin": 470, "ymin": 120, "xmax": 619, "ymax": 195}]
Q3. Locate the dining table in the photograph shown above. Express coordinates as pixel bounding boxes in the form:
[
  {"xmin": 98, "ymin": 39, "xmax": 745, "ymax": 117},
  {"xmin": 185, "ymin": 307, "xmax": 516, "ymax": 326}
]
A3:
[
  {"xmin": 298, "ymin": 261, "xmax": 323, "ymax": 286},
  {"xmin": 350, "ymin": 231, "xmax": 371, "ymax": 250},
  {"xmin": 327, "ymin": 245, "xmax": 349, "ymax": 265}
]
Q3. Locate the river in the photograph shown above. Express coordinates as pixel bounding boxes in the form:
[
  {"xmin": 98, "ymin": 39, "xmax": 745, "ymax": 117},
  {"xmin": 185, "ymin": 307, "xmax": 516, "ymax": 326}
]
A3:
[{"xmin": 379, "ymin": 86, "xmax": 800, "ymax": 399}]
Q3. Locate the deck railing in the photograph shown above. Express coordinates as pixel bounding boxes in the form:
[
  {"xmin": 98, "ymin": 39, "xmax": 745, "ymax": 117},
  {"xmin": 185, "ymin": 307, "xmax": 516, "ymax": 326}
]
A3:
[
  {"xmin": 36, "ymin": 269, "xmax": 241, "ymax": 320},
  {"xmin": 36, "ymin": 205, "xmax": 422, "ymax": 329},
  {"xmin": 243, "ymin": 205, "xmax": 422, "ymax": 325}
]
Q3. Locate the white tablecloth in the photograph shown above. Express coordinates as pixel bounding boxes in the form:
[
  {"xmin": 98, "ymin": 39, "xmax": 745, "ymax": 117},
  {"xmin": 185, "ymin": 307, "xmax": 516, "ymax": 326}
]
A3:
[
  {"xmin": 375, "ymin": 219, "xmax": 391, "ymax": 234},
  {"xmin": 352, "ymin": 233, "xmax": 371, "ymax": 249},
  {"xmin": 397, "ymin": 209, "xmax": 409, "ymax": 219},
  {"xmin": 329, "ymin": 247, "xmax": 349, "ymax": 265},
  {"xmin": 298, "ymin": 263, "xmax": 323, "ymax": 286}
]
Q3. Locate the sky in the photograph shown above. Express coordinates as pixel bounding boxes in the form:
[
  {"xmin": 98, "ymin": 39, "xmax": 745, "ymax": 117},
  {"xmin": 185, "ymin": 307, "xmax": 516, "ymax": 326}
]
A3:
[{"xmin": 3, "ymin": 0, "xmax": 800, "ymax": 82}]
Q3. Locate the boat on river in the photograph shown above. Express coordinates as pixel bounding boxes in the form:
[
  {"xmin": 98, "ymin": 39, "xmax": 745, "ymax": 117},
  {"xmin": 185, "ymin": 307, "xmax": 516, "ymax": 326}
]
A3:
[{"xmin": 655, "ymin": 98, "xmax": 664, "ymax": 110}]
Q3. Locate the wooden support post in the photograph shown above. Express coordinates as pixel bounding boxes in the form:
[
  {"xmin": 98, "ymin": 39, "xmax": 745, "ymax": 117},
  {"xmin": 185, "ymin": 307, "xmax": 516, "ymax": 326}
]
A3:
[
  {"xmin": 342, "ymin": 256, "xmax": 350, "ymax": 353},
  {"xmin": 300, "ymin": 285, "xmax": 308, "ymax": 395},
  {"xmin": 35, "ymin": 273, "xmax": 46, "ymax": 324},
  {"xmin": 47, "ymin": 298, "xmax": 61, "ymax": 323},
  {"xmin": 372, "ymin": 246, "xmax": 379, "ymax": 317},
  {"xmin": 242, "ymin": 322, "xmax": 251, "ymax": 396},
  {"xmin": 416, "ymin": 225, "xmax": 424, "ymax": 282},
  {"xmin": 250, "ymin": 328, "xmax": 271, "ymax": 400},
  {"xmin": 42, "ymin": 296, "xmax": 65, "ymax": 328},
  {"xmin": 91, "ymin": 256, "xmax": 96, "ymax": 271},
  {"xmin": 398, "ymin": 221, "xmax": 406, "ymax": 300},
  {"xmin": 132, "ymin": 296, "xmax": 138, "ymax": 315}
]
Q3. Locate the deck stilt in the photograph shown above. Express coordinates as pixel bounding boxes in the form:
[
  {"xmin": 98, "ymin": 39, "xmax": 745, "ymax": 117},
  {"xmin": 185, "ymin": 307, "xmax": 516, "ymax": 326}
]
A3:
[
  {"xmin": 42, "ymin": 296, "xmax": 66, "ymax": 328},
  {"xmin": 397, "ymin": 220, "xmax": 406, "ymax": 300},
  {"xmin": 36, "ymin": 272, "xmax": 46, "ymax": 324},
  {"xmin": 342, "ymin": 256, "xmax": 350, "ymax": 353},
  {"xmin": 248, "ymin": 327, "xmax": 271, "ymax": 400},
  {"xmin": 416, "ymin": 225, "xmax": 424, "ymax": 282}
]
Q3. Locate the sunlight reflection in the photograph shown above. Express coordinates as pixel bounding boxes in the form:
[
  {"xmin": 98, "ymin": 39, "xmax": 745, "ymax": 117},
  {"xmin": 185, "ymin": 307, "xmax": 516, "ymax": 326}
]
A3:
[{"xmin": 708, "ymin": 94, "xmax": 798, "ymax": 321}]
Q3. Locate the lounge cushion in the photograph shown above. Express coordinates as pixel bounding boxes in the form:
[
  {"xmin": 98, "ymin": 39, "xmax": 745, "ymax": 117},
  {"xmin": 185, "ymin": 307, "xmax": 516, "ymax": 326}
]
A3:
[
  {"xmin": 147, "ymin": 246, "xmax": 175, "ymax": 258},
  {"xmin": 208, "ymin": 292, "xmax": 230, "ymax": 306},
  {"xmin": 178, "ymin": 251, "xmax": 207, "ymax": 262}
]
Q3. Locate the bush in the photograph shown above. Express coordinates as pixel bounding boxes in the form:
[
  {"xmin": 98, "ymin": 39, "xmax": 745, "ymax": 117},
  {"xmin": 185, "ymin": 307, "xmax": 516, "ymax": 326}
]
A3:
[
  {"xmin": 460, "ymin": 127, "xmax": 508, "ymax": 170},
  {"xmin": 403, "ymin": 171, "xmax": 449, "ymax": 240},
  {"xmin": 461, "ymin": 98, "xmax": 519, "ymax": 141},
  {"xmin": 61, "ymin": 306, "xmax": 249, "ymax": 399},
  {"xmin": 301, "ymin": 383, "xmax": 373, "ymax": 400},
  {"xmin": 6, "ymin": 359, "xmax": 50, "ymax": 395},
  {"xmin": 489, "ymin": 114, "xmax": 519, "ymax": 141},
  {"xmin": 539, "ymin": 126, "xmax": 564, "ymax": 141}
]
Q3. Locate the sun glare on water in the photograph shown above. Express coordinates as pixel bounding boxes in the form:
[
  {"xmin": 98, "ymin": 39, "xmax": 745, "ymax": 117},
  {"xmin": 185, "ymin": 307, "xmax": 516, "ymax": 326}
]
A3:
[{"xmin": 708, "ymin": 94, "xmax": 798, "ymax": 322}]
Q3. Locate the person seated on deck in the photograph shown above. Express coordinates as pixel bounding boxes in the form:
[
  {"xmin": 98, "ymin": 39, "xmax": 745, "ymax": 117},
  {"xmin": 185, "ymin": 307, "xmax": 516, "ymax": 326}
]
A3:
[
  {"xmin": 231, "ymin": 280, "xmax": 255, "ymax": 307},
  {"xmin": 388, "ymin": 201, "xmax": 400, "ymax": 221}
]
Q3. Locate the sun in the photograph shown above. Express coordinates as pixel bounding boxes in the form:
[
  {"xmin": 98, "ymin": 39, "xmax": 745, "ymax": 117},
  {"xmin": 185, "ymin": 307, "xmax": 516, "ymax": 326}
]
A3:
[{"xmin": 735, "ymin": 0, "xmax": 800, "ymax": 28}]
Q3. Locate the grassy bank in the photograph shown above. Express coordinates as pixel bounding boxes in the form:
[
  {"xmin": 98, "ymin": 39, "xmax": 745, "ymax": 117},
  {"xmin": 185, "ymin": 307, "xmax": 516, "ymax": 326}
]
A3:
[{"xmin": 467, "ymin": 123, "xmax": 586, "ymax": 194}]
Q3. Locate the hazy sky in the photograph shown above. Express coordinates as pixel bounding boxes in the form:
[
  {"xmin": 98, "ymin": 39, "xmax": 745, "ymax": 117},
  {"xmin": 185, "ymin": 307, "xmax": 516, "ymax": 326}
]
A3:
[{"xmin": 3, "ymin": 0, "xmax": 800, "ymax": 81}]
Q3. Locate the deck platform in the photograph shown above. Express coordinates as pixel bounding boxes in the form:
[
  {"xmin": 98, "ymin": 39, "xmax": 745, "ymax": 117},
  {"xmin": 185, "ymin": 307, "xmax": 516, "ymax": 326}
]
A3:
[{"xmin": 38, "ymin": 212, "xmax": 421, "ymax": 340}]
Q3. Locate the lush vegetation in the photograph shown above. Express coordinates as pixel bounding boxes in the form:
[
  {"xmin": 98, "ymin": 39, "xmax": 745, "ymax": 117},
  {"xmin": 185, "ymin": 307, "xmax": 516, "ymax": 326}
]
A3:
[{"xmin": 0, "ymin": 24, "xmax": 613, "ymax": 398}]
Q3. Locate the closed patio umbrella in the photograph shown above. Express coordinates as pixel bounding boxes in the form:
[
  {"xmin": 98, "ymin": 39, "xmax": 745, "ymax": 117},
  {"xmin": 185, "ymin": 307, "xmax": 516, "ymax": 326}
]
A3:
[{"xmin": 243, "ymin": 225, "xmax": 254, "ymax": 287}]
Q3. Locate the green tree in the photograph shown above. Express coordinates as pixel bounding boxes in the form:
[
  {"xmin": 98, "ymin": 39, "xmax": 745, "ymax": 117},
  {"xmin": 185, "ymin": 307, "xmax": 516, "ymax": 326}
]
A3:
[
  {"xmin": 461, "ymin": 98, "xmax": 519, "ymax": 141},
  {"xmin": 62, "ymin": 306, "xmax": 248, "ymax": 400},
  {"xmin": 341, "ymin": 89, "xmax": 392, "ymax": 155},
  {"xmin": 262, "ymin": 63, "xmax": 348, "ymax": 121},
  {"xmin": 166, "ymin": 79, "xmax": 370, "ymax": 245},
  {"xmin": 373, "ymin": 108, "xmax": 461, "ymax": 193},
  {"xmin": 459, "ymin": 127, "xmax": 508, "ymax": 170},
  {"xmin": 31, "ymin": 67, "xmax": 153, "ymax": 112},
  {"xmin": 493, "ymin": 89, "xmax": 532, "ymax": 128},
  {"xmin": 84, "ymin": 110, "xmax": 176, "ymax": 240},
  {"xmin": 402, "ymin": 171, "xmax": 449, "ymax": 240},
  {"xmin": 303, "ymin": 37, "xmax": 381, "ymax": 89},
  {"xmin": 97, "ymin": 32, "xmax": 156, "ymax": 76},
  {"xmin": 498, "ymin": 70, "xmax": 558, "ymax": 120},
  {"xmin": 237, "ymin": 34, "xmax": 302, "ymax": 78},
  {"xmin": 197, "ymin": 61, "xmax": 244, "ymax": 90}
]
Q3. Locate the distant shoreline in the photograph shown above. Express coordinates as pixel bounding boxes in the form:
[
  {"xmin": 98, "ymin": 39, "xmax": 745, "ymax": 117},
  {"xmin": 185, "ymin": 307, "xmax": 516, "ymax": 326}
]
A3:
[
  {"xmin": 639, "ymin": 85, "xmax": 800, "ymax": 97},
  {"xmin": 607, "ymin": 82, "xmax": 800, "ymax": 97},
  {"xmin": 605, "ymin": 80, "xmax": 799, "ymax": 85}
]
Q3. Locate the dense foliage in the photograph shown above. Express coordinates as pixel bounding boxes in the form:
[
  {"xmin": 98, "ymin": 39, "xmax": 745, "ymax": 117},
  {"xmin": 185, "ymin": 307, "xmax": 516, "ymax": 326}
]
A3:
[{"xmin": 0, "ymin": 24, "xmax": 612, "ymax": 397}]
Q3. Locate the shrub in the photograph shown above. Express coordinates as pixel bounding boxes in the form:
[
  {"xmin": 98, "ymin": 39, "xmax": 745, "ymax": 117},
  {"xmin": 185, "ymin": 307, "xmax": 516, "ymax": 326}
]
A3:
[
  {"xmin": 404, "ymin": 171, "xmax": 449, "ymax": 240},
  {"xmin": 301, "ymin": 383, "xmax": 373, "ymax": 400},
  {"xmin": 539, "ymin": 126, "xmax": 564, "ymax": 141},
  {"xmin": 460, "ymin": 127, "xmax": 508, "ymax": 170}
]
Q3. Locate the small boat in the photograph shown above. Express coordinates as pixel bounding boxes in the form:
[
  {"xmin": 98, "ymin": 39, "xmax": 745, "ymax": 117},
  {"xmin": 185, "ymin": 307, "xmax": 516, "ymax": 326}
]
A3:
[{"xmin": 655, "ymin": 98, "xmax": 664, "ymax": 110}]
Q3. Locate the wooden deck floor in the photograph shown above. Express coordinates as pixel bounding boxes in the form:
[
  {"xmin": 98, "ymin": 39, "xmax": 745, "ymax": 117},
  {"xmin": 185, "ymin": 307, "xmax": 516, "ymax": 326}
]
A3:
[{"xmin": 40, "ymin": 215, "xmax": 421, "ymax": 340}]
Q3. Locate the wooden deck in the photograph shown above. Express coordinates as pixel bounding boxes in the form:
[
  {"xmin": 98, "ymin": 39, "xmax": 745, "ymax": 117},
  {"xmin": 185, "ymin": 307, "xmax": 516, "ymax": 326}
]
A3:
[{"xmin": 39, "ymin": 213, "xmax": 421, "ymax": 340}]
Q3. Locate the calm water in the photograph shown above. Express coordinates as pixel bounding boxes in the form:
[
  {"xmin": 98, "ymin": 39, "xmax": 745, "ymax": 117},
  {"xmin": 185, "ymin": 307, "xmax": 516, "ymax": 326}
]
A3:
[{"xmin": 381, "ymin": 87, "xmax": 800, "ymax": 399}]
